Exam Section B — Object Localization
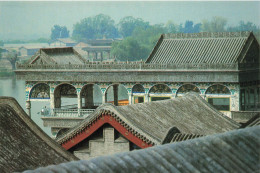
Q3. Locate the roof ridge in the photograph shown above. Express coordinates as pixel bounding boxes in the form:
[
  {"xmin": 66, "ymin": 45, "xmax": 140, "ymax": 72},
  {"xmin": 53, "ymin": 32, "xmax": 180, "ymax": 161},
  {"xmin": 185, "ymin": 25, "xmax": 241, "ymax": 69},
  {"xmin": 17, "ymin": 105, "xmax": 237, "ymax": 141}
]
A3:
[{"xmin": 164, "ymin": 31, "xmax": 251, "ymax": 39}]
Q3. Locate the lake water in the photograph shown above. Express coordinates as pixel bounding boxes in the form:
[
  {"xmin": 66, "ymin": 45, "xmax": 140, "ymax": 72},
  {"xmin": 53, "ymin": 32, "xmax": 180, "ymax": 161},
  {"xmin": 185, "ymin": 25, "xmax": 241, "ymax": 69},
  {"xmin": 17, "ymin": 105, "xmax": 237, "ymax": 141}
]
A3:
[{"xmin": 0, "ymin": 76, "xmax": 52, "ymax": 135}]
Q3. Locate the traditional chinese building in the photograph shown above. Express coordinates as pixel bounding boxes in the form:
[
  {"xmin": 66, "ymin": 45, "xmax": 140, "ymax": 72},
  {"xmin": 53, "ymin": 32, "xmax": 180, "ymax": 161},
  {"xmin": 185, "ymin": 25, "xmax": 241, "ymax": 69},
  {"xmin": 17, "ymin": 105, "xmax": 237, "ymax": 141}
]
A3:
[
  {"xmin": 26, "ymin": 126, "xmax": 260, "ymax": 173},
  {"xmin": 15, "ymin": 31, "xmax": 260, "ymax": 137},
  {"xmin": 55, "ymin": 93, "xmax": 239, "ymax": 160}
]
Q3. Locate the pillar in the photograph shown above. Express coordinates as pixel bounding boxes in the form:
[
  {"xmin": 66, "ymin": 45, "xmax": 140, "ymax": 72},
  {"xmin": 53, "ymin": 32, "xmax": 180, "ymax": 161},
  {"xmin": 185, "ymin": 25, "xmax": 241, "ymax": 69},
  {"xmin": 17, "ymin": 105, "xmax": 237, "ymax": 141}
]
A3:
[
  {"xmin": 78, "ymin": 94, "xmax": 82, "ymax": 109},
  {"xmin": 100, "ymin": 51, "xmax": 103, "ymax": 62},
  {"xmin": 144, "ymin": 93, "xmax": 149, "ymax": 103},
  {"xmin": 113, "ymin": 85, "xmax": 118, "ymax": 106},
  {"xmin": 85, "ymin": 85, "xmax": 94, "ymax": 108},
  {"xmin": 128, "ymin": 93, "xmax": 132, "ymax": 105},
  {"xmin": 26, "ymin": 100, "xmax": 31, "ymax": 118},
  {"xmin": 102, "ymin": 93, "xmax": 106, "ymax": 104}
]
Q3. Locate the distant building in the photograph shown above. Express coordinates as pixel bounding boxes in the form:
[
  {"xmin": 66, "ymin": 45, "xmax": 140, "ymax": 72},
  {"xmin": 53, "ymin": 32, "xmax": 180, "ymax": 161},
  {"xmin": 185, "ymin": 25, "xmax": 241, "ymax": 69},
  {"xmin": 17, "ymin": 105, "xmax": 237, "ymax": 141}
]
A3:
[
  {"xmin": 19, "ymin": 46, "xmax": 39, "ymax": 57},
  {"xmin": 50, "ymin": 38, "xmax": 77, "ymax": 47}
]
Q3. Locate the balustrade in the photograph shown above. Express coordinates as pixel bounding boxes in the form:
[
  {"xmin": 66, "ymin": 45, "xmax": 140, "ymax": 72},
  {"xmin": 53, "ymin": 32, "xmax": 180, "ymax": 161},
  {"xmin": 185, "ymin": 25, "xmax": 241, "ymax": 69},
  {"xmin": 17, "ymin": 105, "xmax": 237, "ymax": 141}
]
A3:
[{"xmin": 16, "ymin": 62, "xmax": 239, "ymax": 71}]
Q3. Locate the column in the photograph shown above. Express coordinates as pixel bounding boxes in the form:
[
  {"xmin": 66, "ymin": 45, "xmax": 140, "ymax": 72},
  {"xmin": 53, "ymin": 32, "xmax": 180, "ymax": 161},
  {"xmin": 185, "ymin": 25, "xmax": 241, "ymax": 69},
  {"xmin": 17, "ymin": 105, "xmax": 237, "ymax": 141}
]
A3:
[
  {"xmin": 77, "ymin": 94, "xmax": 82, "ymax": 109},
  {"xmin": 128, "ymin": 93, "xmax": 132, "ymax": 105},
  {"xmin": 85, "ymin": 85, "xmax": 94, "ymax": 108},
  {"xmin": 100, "ymin": 51, "xmax": 103, "ymax": 62},
  {"xmin": 113, "ymin": 85, "xmax": 118, "ymax": 106},
  {"xmin": 144, "ymin": 93, "xmax": 149, "ymax": 103},
  {"xmin": 102, "ymin": 93, "xmax": 106, "ymax": 104},
  {"xmin": 26, "ymin": 100, "xmax": 31, "ymax": 118}
]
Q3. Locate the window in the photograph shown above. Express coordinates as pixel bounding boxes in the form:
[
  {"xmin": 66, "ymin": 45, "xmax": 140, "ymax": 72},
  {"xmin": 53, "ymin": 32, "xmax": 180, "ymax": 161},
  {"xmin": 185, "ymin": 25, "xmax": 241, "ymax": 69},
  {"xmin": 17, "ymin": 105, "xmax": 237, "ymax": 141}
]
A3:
[
  {"xmin": 151, "ymin": 97, "xmax": 171, "ymax": 102},
  {"xmin": 208, "ymin": 98, "xmax": 230, "ymax": 111},
  {"xmin": 134, "ymin": 96, "xmax": 144, "ymax": 104}
]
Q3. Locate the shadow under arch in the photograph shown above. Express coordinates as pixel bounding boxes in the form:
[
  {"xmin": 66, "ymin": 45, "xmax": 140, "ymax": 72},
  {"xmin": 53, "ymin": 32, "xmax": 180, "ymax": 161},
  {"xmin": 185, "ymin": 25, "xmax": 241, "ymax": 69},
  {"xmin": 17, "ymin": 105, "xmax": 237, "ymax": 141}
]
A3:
[
  {"xmin": 205, "ymin": 84, "xmax": 231, "ymax": 112},
  {"xmin": 80, "ymin": 84, "xmax": 102, "ymax": 109},
  {"xmin": 54, "ymin": 83, "xmax": 77, "ymax": 109},
  {"xmin": 148, "ymin": 83, "xmax": 172, "ymax": 102},
  {"xmin": 29, "ymin": 83, "xmax": 50, "ymax": 99},
  {"xmin": 105, "ymin": 84, "xmax": 129, "ymax": 106}
]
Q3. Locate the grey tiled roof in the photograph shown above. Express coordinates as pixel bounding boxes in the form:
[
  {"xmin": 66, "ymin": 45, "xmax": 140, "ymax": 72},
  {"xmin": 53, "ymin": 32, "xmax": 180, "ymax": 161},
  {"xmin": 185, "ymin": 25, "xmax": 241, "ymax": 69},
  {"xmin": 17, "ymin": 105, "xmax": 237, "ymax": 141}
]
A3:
[
  {"xmin": 27, "ymin": 47, "xmax": 86, "ymax": 65},
  {"xmin": 24, "ymin": 126, "xmax": 260, "ymax": 173},
  {"xmin": 0, "ymin": 97, "xmax": 78, "ymax": 172},
  {"xmin": 146, "ymin": 31, "xmax": 255, "ymax": 64},
  {"xmin": 57, "ymin": 92, "xmax": 239, "ymax": 145}
]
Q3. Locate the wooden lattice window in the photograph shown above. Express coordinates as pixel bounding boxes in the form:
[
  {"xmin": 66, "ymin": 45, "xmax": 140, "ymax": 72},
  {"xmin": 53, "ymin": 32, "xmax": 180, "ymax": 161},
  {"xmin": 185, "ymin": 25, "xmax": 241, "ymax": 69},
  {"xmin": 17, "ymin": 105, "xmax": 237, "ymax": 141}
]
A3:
[
  {"xmin": 177, "ymin": 84, "xmax": 200, "ymax": 94},
  {"xmin": 149, "ymin": 84, "xmax": 171, "ymax": 94}
]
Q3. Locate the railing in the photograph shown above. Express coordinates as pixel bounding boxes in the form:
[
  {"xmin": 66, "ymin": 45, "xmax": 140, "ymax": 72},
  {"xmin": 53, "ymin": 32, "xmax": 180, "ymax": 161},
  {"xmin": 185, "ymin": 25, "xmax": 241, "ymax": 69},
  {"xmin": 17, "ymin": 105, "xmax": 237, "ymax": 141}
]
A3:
[
  {"xmin": 16, "ymin": 62, "xmax": 239, "ymax": 71},
  {"xmin": 45, "ymin": 108, "xmax": 95, "ymax": 118}
]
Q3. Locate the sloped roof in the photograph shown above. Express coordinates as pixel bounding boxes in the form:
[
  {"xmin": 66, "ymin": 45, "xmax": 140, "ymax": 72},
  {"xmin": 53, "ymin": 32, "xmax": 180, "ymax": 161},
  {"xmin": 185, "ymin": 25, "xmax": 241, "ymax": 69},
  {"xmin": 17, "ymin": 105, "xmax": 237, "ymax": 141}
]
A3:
[
  {"xmin": 57, "ymin": 92, "xmax": 239, "ymax": 146},
  {"xmin": 146, "ymin": 31, "xmax": 257, "ymax": 64},
  {"xmin": 27, "ymin": 47, "xmax": 86, "ymax": 65},
  {"xmin": 25, "ymin": 126, "xmax": 260, "ymax": 173},
  {"xmin": 0, "ymin": 97, "xmax": 78, "ymax": 172},
  {"xmin": 241, "ymin": 113, "xmax": 260, "ymax": 128}
]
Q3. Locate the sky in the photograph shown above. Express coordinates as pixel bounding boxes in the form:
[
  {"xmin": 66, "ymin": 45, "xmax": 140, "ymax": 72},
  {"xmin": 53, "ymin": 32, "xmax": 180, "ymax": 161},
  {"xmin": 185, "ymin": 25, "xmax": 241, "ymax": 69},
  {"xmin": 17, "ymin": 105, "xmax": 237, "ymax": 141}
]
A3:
[{"xmin": 0, "ymin": 1, "xmax": 260, "ymax": 40}]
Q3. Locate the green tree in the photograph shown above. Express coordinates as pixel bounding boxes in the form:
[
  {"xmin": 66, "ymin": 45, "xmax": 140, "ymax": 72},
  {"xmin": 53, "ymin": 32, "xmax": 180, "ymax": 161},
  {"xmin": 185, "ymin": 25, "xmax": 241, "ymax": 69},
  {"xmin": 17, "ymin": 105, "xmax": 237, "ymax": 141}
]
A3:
[
  {"xmin": 111, "ymin": 38, "xmax": 150, "ymax": 61},
  {"xmin": 201, "ymin": 16, "xmax": 227, "ymax": 32},
  {"xmin": 165, "ymin": 20, "xmax": 178, "ymax": 33},
  {"xmin": 118, "ymin": 16, "xmax": 150, "ymax": 38},
  {"xmin": 72, "ymin": 14, "xmax": 118, "ymax": 41},
  {"xmin": 51, "ymin": 25, "xmax": 70, "ymax": 40},
  {"xmin": 227, "ymin": 21, "xmax": 259, "ymax": 32}
]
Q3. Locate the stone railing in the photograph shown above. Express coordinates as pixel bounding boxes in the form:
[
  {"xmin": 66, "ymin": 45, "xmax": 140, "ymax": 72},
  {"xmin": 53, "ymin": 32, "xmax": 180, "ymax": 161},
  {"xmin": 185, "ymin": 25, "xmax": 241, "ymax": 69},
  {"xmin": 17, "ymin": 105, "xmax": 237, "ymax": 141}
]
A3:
[
  {"xmin": 45, "ymin": 108, "xmax": 95, "ymax": 118},
  {"xmin": 16, "ymin": 62, "xmax": 239, "ymax": 71}
]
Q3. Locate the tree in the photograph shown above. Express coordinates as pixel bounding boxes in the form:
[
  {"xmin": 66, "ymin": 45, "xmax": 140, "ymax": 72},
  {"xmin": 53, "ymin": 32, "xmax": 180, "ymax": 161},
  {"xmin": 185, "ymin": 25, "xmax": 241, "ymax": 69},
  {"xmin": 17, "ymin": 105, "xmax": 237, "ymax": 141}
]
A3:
[
  {"xmin": 7, "ymin": 50, "xmax": 19, "ymax": 70},
  {"xmin": 72, "ymin": 14, "xmax": 118, "ymax": 41},
  {"xmin": 51, "ymin": 25, "xmax": 70, "ymax": 40},
  {"xmin": 227, "ymin": 21, "xmax": 259, "ymax": 32},
  {"xmin": 111, "ymin": 38, "xmax": 150, "ymax": 61},
  {"xmin": 179, "ymin": 20, "xmax": 202, "ymax": 33},
  {"xmin": 201, "ymin": 16, "xmax": 227, "ymax": 32},
  {"xmin": 165, "ymin": 20, "xmax": 178, "ymax": 33},
  {"xmin": 118, "ymin": 16, "xmax": 150, "ymax": 38}
]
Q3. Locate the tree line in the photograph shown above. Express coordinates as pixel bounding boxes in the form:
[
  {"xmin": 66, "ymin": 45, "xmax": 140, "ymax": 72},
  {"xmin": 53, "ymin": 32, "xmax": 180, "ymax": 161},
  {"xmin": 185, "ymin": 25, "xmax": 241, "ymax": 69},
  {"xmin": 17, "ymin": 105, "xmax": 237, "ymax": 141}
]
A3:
[{"xmin": 58, "ymin": 14, "xmax": 258, "ymax": 61}]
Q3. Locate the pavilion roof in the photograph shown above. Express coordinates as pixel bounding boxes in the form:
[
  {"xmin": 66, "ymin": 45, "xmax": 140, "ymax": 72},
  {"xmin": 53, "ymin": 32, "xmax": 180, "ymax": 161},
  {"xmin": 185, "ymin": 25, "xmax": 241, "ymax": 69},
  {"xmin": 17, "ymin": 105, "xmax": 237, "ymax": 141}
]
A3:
[
  {"xmin": 0, "ymin": 97, "xmax": 78, "ymax": 172},
  {"xmin": 27, "ymin": 47, "xmax": 87, "ymax": 65},
  {"xmin": 146, "ymin": 31, "xmax": 258, "ymax": 64},
  {"xmin": 27, "ymin": 126, "xmax": 260, "ymax": 173},
  {"xmin": 57, "ymin": 92, "xmax": 239, "ymax": 147}
]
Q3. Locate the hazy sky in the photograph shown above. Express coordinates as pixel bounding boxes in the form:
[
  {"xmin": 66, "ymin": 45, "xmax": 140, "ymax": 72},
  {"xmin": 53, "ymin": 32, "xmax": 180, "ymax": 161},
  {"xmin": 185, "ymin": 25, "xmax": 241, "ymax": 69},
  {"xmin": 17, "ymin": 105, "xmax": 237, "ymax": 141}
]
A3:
[{"xmin": 0, "ymin": 1, "xmax": 260, "ymax": 40}]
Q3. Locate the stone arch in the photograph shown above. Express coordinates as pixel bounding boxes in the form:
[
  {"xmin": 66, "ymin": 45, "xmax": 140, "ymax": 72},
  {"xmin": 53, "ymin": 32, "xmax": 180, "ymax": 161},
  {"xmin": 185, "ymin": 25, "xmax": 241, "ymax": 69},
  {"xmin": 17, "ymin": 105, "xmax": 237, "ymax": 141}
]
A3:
[
  {"xmin": 176, "ymin": 84, "xmax": 200, "ymax": 97},
  {"xmin": 81, "ymin": 84, "xmax": 102, "ymax": 109},
  {"xmin": 206, "ymin": 84, "xmax": 231, "ymax": 95},
  {"xmin": 149, "ymin": 83, "xmax": 172, "ymax": 94},
  {"xmin": 54, "ymin": 83, "xmax": 77, "ymax": 109},
  {"xmin": 132, "ymin": 84, "xmax": 145, "ymax": 104},
  {"xmin": 132, "ymin": 84, "xmax": 145, "ymax": 94},
  {"xmin": 205, "ymin": 84, "xmax": 231, "ymax": 112},
  {"xmin": 105, "ymin": 84, "xmax": 129, "ymax": 106},
  {"xmin": 29, "ymin": 83, "xmax": 50, "ymax": 99},
  {"xmin": 148, "ymin": 84, "xmax": 172, "ymax": 102}
]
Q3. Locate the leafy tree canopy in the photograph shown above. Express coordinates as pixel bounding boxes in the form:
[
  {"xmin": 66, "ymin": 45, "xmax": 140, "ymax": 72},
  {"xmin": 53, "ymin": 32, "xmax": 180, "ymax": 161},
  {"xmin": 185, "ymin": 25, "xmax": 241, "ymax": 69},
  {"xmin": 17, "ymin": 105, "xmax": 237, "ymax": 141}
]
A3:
[
  {"xmin": 111, "ymin": 37, "xmax": 150, "ymax": 61},
  {"xmin": 51, "ymin": 25, "xmax": 70, "ymax": 40},
  {"xmin": 72, "ymin": 14, "xmax": 118, "ymax": 41},
  {"xmin": 118, "ymin": 16, "xmax": 150, "ymax": 38},
  {"xmin": 201, "ymin": 16, "xmax": 227, "ymax": 32}
]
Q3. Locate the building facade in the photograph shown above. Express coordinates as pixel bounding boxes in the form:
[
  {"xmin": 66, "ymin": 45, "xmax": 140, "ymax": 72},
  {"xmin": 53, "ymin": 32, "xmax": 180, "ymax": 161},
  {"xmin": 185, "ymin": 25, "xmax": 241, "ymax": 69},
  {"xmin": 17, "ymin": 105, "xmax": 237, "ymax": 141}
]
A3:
[{"xmin": 15, "ymin": 31, "xmax": 260, "ymax": 136}]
